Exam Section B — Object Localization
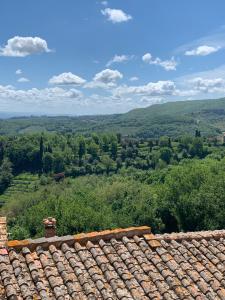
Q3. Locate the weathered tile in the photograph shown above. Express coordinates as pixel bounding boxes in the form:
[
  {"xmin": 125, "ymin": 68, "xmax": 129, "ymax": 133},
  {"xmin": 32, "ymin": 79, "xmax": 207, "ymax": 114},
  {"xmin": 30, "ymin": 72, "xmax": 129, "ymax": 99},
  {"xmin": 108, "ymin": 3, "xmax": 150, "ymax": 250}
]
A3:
[{"xmin": 2, "ymin": 227, "xmax": 225, "ymax": 299}]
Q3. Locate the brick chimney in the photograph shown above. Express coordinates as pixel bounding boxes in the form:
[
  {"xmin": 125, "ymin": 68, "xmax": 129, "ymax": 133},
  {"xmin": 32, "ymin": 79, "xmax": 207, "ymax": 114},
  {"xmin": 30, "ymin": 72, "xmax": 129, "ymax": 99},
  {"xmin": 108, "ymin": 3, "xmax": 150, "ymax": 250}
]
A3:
[{"xmin": 43, "ymin": 217, "xmax": 56, "ymax": 238}]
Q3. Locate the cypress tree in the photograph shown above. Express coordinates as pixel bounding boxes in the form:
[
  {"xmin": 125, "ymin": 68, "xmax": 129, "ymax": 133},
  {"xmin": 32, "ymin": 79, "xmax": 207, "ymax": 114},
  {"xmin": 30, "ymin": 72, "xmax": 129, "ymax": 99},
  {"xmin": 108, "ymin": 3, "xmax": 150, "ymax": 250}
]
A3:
[{"xmin": 39, "ymin": 136, "xmax": 44, "ymax": 174}]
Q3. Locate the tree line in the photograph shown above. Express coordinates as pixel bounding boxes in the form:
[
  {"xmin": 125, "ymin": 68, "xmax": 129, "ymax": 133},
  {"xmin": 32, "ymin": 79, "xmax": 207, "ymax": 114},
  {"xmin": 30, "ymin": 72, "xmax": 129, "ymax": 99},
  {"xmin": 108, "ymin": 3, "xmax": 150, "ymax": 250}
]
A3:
[
  {"xmin": 1, "ymin": 130, "xmax": 225, "ymax": 239},
  {"xmin": 0, "ymin": 131, "xmax": 214, "ymax": 194},
  {"xmin": 4, "ymin": 156, "xmax": 225, "ymax": 239}
]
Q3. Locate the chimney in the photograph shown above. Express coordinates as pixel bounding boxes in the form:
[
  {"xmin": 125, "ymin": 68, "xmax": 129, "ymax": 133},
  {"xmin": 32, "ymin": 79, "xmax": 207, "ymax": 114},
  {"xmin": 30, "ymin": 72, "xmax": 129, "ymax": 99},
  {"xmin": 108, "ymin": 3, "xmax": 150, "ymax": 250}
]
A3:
[{"xmin": 43, "ymin": 217, "xmax": 56, "ymax": 238}]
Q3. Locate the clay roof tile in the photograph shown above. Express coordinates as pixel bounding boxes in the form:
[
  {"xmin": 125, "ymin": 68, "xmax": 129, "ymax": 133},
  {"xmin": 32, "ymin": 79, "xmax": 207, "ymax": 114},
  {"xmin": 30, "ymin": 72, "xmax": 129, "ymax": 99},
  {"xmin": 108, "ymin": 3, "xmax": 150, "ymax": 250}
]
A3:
[{"xmin": 1, "ymin": 226, "xmax": 225, "ymax": 298}]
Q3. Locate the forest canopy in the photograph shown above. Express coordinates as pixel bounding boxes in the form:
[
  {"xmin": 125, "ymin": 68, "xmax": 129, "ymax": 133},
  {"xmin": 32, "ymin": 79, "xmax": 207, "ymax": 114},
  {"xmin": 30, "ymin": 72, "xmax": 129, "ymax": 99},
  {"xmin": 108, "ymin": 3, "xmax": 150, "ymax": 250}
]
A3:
[
  {"xmin": 3, "ymin": 157, "xmax": 225, "ymax": 240},
  {"xmin": 0, "ymin": 129, "xmax": 225, "ymax": 240}
]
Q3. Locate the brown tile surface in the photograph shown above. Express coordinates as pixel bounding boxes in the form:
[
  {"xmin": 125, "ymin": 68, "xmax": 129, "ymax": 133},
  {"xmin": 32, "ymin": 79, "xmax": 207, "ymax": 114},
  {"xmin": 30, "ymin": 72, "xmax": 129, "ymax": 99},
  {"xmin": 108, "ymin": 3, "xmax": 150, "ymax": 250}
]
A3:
[{"xmin": 1, "ymin": 228, "xmax": 225, "ymax": 299}]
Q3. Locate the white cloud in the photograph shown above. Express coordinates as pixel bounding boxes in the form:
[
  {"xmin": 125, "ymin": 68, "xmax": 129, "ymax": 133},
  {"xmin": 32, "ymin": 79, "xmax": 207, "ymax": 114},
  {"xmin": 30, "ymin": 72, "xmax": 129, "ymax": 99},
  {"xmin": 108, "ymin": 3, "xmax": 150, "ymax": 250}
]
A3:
[
  {"xmin": 106, "ymin": 54, "xmax": 134, "ymax": 67},
  {"xmin": 175, "ymin": 26, "xmax": 225, "ymax": 55},
  {"xmin": 190, "ymin": 77, "xmax": 225, "ymax": 93},
  {"xmin": 85, "ymin": 69, "xmax": 123, "ymax": 89},
  {"xmin": 94, "ymin": 69, "xmax": 123, "ymax": 83},
  {"xmin": 129, "ymin": 76, "xmax": 139, "ymax": 82},
  {"xmin": 66, "ymin": 88, "xmax": 83, "ymax": 99},
  {"xmin": 185, "ymin": 45, "xmax": 220, "ymax": 56},
  {"xmin": 142, "ymin": 53, "xmax": 152, "ymax": 63},
  {"xmin": 174, "ymin": 76, "xmax": 225, "ymax": 97},
  {"xmin": 176, "ymin": 64, "xmax": 225, "ymax": 84},
  {"xmin": 0, "ymin": 85, "xmax": 83, "ymax": 105},
  {"xmin": 101, "ymin": 8, "xmax": 132, "ymax": 23},
  {"xmin": 113, "ymin": 80, "xmax": 176, "ymax": 97},
  {"xmin": 175, "ymin": 64, "xmax": 225, "ymax": 97},
  {"xmin": 17, "ymin": 77, "xmax": 30, "ymax": 83},
  {"xmin": 49, "ymin": 72, "xmax": 86, "ymax": 86},
  {"xmin": 15, "ymin": 69, "xmax": 22, "ymax": 75},
  {"xmin": 0, "ymin": 84, "xmax": 135, "ymax": 115},
  {"xmin": 142, "ymin": 53, "xmax": 177, "ymax": 71},
  {"xmin": 0, "ymin": 36, "xmax": 51, "ymax": 57}
]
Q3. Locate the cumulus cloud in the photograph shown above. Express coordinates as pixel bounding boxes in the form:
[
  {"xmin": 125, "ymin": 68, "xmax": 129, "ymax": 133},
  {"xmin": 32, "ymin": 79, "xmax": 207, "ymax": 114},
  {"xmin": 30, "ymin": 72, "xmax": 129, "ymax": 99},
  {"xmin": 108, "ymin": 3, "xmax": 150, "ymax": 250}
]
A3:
[
  {"xmin": 49, "ymin": 72, "xmax": 86, "ymax": 86},
  {"xmin": 113, "ymin": 80, "xmax": 176, "ymax": 97},
  {"xmin": 15, "ymin": 69, "xmax": 22, "ymax": 75},
  {"xmin": 101, "ymin": 8, "xmax": 132, "ymax": 23},
  {"xmin": 85, "ymin": 69, "xmax": 123, "ymax": 89},
  {"xmin": 142, "ymin": 53, "xmax": 177, "ymax": 71},
  {"xmin": 94, "ymin": 69, "xmax": 123, "ymax": 83},
  {"xmin": 106, "ymin": 54, "xmax": 134, "ymax": 67},
  {"xmin": 17, "ymin": 77, "xmax": 30, "ymax": 83},
  {"xmin": 185, "ymin": 45, "xmax": 220, "ymax": 56},
  {"xmin": 0, "ymin": 85, "xmax": 83, "ymax": 105},
  {"xmin": 0, "ymin": 36, "xmax": 51, "ymax": 57},
  {"xmin": 190, "ymin": 77, "xmax": 225, "ymax": 93}
]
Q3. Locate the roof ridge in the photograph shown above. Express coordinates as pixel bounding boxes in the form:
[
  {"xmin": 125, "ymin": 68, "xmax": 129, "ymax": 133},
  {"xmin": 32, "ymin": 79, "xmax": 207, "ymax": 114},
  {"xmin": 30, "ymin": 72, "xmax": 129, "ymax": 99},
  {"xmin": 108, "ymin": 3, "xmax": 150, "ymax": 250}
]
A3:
[
  {"xmin": 154, "ymin": 229, "xmax": 225, "ymax": 241},
  {"xmin": 7, "ymin": 226, "xmax": 151, "ymax": 251},
  {"xmin": 6, "ymin": 226, "xmax": 225, "ymax": 252}
]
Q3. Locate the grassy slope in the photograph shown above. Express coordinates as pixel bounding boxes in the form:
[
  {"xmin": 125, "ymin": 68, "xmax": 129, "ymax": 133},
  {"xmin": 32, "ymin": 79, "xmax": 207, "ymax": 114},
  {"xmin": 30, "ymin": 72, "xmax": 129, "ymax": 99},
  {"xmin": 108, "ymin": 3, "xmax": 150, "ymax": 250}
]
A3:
[
  {"xmin": 118, "ymin": 98, "xmax": 225, "ymax": 137},
  {"xmin": 1, "ymin": 97, "xmax": 225, "ymax": 137},
  {"xmin": 0, "ymin": 173, "xmax": 39, "ymax": 206}
]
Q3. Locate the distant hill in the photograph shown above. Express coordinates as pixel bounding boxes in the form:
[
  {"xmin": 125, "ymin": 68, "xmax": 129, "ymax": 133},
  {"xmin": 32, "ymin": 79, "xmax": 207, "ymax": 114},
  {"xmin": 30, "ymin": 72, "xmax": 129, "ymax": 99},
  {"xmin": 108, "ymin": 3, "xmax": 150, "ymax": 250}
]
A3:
[
  {"xmin": 1, "ymin": 97, "xmax": 225, "ymax": 137},
  {"xmin": 0, "ymin": 112, "xmax": 26, "ymax": 119},
  {"xmin": 117, "ymin": 97, "xmax": 225, "ymax": 137}
]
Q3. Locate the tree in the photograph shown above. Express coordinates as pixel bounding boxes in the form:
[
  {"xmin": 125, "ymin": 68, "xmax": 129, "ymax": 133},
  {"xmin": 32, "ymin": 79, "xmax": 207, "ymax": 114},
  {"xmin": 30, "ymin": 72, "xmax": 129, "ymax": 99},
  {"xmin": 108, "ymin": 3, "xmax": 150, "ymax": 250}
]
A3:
[
  {"xmin": 190, "ymin": 138, "xmax": 204, "ymax": 158},
  {"xmin": 101, "ymin": 135, "xmax": 110, "ymax": 152},
  {"xmin": 53, "ymin": 152, "xmax": 65, "ymax": 173},
  {"xmin": 117, "ymin": 133, "xmax": 122, "ymax": 144},
  {"xmin": 88, "ymin": 142, "xmax": 99, "ymax": 160},
  {"xmin": 0, "ymin": 158, "xmax": 13, "ymax": 193},
  {"xmin": 159, "ymin": 136, "xmax": 170, "ymax": 147},
  {"xmin": 195, "ymin": 130, "xmax": 201, "ymax": 138},
  {"xmin": 160, "ymin": 147, "xmax": 172, "ymax": 164},
  {"xmin": 43, "ymin": 153, "xmax": 53, "ymax": 173},
  {"xmin": 101, "ymin": 155, "xmax": 114, "ymax": 175},
  {"xmin": 178, "ymin": 135, "xmax": 193, "ymax": 152},
  {"xmin": 148, "ymin": 140, "xmax": 153, "ymax": 152},
  {"xmin": 92, "ymin": 133, "xmax": 100, "ymax": 145},
  {"xmin": 0, "ymin": 140, "xmax": 4, "ymax": 163},
  {"xmin": 151, "ymin": 152, "xmax": 160, "ymax": 169},
  {"xmin": 121, "ymin": 149, "xmax": 127, "ymax": 161},
  {"xmin": 46, "ymin": 144, "xmax": 53, "ymax": 153},
  {"xmin": 110, "ymin": 141, "xmax": 118, "ymax": 160},
  {"xmin": 39, "ymin": 136, "xmax": 44, "ymax": 174},
  {"xmin": 78, "ymin": 138, "xmax": 86, "ymax": 160},
  {"xmin": 116, "ymin": 158, "xmax": 122, "ymax": 170}
]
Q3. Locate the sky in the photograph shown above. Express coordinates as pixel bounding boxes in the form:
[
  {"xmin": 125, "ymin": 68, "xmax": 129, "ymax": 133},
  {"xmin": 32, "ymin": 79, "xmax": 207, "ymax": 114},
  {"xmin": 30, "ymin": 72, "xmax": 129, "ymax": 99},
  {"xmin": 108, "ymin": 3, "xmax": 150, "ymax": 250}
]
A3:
[{"xmin": 1, "ymin": 0, "xmax": 225, "ymax": 115}]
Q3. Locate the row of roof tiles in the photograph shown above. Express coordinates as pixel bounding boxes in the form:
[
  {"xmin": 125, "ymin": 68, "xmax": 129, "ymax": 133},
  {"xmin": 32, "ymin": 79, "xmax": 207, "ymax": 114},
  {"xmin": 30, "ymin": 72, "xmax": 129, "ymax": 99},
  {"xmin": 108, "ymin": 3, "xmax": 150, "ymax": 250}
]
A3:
[{"xmin": 1, "ymin": 219, "xmax": 225, "ymax": 299}]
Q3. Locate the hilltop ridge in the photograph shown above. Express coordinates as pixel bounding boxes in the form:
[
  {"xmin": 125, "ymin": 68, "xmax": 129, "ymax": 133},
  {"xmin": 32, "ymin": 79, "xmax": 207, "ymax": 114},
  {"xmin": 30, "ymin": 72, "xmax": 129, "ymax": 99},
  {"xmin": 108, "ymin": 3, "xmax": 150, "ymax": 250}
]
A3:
[{"xmin": 1, "ymin": 97, "xmax": 225, "ymax": 137}]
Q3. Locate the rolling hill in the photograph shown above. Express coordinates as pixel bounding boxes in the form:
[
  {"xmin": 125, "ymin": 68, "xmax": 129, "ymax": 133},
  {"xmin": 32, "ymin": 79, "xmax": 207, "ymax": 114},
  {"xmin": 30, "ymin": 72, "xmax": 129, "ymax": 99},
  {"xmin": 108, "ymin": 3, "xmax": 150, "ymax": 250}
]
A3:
[{"xmin": 1, "ymin": 97, "xmax": 225, "ymax": 137}]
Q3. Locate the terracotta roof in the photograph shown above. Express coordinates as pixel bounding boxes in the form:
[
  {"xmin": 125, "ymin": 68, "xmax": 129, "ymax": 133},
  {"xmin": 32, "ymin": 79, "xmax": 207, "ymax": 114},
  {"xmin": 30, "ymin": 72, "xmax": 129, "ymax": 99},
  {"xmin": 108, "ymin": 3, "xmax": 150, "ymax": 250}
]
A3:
[{"xmin": 1, "ymin": 225, "xmax": 225, "ymax": 299}]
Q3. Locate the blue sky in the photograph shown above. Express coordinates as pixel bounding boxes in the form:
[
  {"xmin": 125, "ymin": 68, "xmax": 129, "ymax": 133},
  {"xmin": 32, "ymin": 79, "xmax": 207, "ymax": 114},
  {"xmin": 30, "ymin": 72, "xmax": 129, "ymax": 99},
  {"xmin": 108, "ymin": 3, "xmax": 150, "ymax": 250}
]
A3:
[{"xmin": 1, "ymin": 0, "xmax": 225, "ymax": 115}]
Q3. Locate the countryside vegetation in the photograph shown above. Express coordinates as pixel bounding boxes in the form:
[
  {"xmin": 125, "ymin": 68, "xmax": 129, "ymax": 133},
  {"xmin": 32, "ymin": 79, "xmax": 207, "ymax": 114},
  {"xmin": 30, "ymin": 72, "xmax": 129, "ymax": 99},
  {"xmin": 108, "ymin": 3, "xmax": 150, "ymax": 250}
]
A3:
[
  {"xmin": 1, "ymin": 98, "xmax": 225, "ymax": 239},
  {"xmin": 1, "ymin": 97, "xmax": 225, "ymax": 137}
]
